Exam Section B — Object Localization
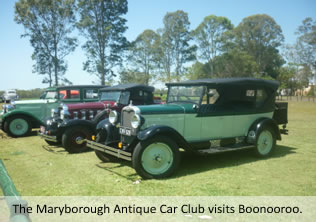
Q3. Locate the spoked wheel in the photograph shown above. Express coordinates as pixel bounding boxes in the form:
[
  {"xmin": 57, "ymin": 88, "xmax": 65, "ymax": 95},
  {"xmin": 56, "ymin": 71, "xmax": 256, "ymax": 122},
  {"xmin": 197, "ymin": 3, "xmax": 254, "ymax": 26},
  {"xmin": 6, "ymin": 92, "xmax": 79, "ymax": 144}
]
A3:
[
  {"xmin": 132, "ymin": 136, "xmax": 180, "ymax": 179},
  {"xmin": 4, "ymin": 116, "xmax": 31, "ymax": 137},
  {"xmin": 62, "ymin": 127, "xmax": 92, "ymax": 153},
  {"xmin": 254, "ymin": 127, "xmax": 276, "ymax": 157}
]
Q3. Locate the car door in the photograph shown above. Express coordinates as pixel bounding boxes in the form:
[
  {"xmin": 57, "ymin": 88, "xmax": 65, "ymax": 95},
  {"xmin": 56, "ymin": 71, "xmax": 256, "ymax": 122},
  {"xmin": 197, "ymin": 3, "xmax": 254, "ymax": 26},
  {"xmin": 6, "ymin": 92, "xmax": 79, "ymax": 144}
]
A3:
[{"xmin": 198, "ymin": 88, "xmax": 234, "ymax": 141}]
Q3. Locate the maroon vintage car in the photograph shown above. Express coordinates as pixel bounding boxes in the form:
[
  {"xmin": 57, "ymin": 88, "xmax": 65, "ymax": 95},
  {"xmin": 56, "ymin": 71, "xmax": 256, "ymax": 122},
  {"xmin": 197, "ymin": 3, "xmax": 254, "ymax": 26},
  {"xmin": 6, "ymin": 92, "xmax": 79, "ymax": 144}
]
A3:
[{"xmin": 39, "ymin": 83, "xmax": 160, "ymax": 153}]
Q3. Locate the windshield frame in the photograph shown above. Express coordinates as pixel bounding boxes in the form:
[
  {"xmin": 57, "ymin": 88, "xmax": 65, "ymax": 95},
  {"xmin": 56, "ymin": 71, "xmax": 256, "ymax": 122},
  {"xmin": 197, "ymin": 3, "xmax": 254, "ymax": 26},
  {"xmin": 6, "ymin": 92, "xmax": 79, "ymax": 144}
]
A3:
[
  {"xmin": 166, "ymin": 85, "xmax": 206, "ymax": 105},
  {"xmin": 99, "ymin": 90, "xmax": 130, "ymax": 105},
  {"xmin": 42, "ymin": 90, "xmax": 58, "ymax": 100}
]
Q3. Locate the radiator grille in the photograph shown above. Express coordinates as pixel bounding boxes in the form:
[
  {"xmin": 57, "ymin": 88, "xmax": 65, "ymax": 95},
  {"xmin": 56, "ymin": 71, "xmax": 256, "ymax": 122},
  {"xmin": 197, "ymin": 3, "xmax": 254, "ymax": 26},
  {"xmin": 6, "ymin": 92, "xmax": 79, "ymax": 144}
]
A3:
[{"xmin": 121, "ymin": 109, "xmax": 134, "ymax": 128}]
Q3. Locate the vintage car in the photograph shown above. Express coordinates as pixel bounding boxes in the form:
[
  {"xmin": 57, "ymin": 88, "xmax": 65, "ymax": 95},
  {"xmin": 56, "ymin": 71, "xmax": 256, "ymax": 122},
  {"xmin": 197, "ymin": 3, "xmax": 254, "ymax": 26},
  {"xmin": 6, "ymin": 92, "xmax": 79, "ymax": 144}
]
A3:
[
  {"xmin": 0, "ymin": 85, "xmax": 103, "ymax": 137},
  {"xmin": 38, "ymin": 83, "xmax": 159, "ymax": 153},
  {"xmin": 86, "ymin": 78, "xmax": 288, "ymax": 179},
  {"xmin": 2, "ymin": 89, "xmax": 19, "ymax": 102}
]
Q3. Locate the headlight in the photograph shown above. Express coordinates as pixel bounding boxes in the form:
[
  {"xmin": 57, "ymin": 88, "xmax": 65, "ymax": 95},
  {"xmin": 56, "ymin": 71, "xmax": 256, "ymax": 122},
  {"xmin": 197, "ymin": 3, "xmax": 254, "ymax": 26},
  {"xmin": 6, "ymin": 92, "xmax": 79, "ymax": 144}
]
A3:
[
  {"xmin": 131, "ymin": 114, "xmax": 141, "ymax": 129},
  {"xmin": 60, "ymin": 105, "xmax": 70, "ymax": 120},
  {"xmin": 60, "ymin": 109, "xmax": 70, "ymax": 120},
  {"xmin": 51, "ymin": 108, "xmax": 58, "ymax": 118},
  {"xmin": 109, "ymin": 110, "xmax": 118, "ymax": 125}
]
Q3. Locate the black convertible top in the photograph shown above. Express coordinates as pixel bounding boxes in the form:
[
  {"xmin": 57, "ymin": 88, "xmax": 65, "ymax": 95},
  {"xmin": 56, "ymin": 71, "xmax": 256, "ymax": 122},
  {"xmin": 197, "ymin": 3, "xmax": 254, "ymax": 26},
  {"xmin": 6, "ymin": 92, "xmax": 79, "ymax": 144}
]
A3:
[
  {"xmin": 166, "ymin": 78, "xmax": 279, "ymax": 90},
  {"xmin": 100, "ymin": 83, "xmax": 155, "ymax": 92}
]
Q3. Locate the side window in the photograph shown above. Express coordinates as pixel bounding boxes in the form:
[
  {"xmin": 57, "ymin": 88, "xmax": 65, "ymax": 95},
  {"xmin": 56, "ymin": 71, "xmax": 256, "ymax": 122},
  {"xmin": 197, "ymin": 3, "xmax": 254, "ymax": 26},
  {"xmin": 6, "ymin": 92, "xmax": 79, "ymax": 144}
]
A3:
[
  {"xmin": 59, "ymin": 89, "xmax": 80, "ymax": 100},
  {"xmin": 256, "ymin": 89, "xmax": 267, "ymax": 107},
  {"xmin": 120, "ymin": 91, "xmax": 130, "ymax": 105},
  {"xmin": 208, "ymin": 89, "xmax": 219, "ymax": 104},
  {"xmin": 84, "ymin": 89, "xmax": 99, "ymax": 99}
]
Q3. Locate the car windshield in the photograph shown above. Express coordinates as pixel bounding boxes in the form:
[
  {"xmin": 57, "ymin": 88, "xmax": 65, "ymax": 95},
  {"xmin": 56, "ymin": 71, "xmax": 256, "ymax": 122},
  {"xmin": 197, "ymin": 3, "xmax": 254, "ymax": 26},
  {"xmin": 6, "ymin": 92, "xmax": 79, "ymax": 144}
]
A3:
[
  {"xmin": 100, "ymin": 91, "xmax": 121, "ymax": 102},
  {"xmin": 8, "ymin": 91, "xmax": 16, "ymax": 94},
  {"xmin": 167, "ymin": 86, "xmax": 205, "ymax": 104},
  {"xmin": 43, "ymin": 91, "xmax": 57, "ymax": 99}
]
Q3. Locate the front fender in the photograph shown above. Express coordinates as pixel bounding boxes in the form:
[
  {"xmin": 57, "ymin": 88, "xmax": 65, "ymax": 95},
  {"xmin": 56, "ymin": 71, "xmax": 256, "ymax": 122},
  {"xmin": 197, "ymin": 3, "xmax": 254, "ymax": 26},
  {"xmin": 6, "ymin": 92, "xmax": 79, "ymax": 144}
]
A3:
[
  {"xmin": 96, "ymin": 118, "xmax": 120, "ymax": 145},
  {"xmin": 137, "ymin": 125, "xmax": 191, "ymax": 150},
  {"xmin": 1, "ymin": 110, "xmax": 43, "ymax": 126},
  {"xmin": 59, "ymin": 119, "xmax": 96, "ymax": 132},
  {"xmin": 248, "ymin": 118, "xmax": 281, "ymax": 142}
]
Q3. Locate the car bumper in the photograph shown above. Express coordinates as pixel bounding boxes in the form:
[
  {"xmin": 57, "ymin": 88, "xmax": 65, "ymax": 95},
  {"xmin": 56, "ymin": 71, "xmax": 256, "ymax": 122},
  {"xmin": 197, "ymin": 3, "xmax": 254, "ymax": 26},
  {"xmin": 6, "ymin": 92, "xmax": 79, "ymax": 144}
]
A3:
[
  {"xmin": 86, "ymin": 140, "xmax": 132, "ymax": 161},
  {"xmin": 38, "ymin": 131, "xmax": 58, "ymax": 142}
]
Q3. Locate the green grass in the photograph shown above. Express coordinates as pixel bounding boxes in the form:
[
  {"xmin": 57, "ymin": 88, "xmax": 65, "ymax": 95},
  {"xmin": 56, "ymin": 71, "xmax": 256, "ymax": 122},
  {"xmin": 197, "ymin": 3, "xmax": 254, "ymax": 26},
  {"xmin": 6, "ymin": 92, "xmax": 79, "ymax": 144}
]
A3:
[{"xmin": 1, "ymin": 101, "xmax": 316, "ymax": 196}]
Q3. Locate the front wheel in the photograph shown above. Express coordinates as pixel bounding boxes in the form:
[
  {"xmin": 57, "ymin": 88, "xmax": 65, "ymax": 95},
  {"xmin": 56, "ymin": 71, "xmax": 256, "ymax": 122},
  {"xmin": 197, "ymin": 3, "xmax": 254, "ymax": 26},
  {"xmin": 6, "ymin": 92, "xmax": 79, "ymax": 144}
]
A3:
[
  {"xmin": 4, "ymin": 116, "xmax": 31, "ymax": 137},
  {"xmin": 62, "ymin": 127, "xmax": 92, "ymax": 153},
  {"xmin": 132, "ymin": 136, "xmax": 180, "ymax": 179},
  {"xmin": 254, "ymin": 126, "xmax": 276, "ymax": 157}
]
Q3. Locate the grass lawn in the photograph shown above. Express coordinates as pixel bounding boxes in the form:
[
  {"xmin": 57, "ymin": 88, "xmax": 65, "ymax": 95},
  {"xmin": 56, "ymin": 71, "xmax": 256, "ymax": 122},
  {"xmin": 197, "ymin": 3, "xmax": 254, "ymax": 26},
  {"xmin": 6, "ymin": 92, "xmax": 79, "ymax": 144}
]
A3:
[{"xmin": 0, "ymin": 100, "xmax": 316, "ymax": 196}]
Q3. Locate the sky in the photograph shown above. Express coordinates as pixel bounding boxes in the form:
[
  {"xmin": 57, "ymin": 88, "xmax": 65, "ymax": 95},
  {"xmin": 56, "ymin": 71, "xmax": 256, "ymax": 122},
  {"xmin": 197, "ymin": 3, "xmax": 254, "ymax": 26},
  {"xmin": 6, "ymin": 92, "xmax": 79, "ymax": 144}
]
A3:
[{"xmin": 0, "ymin": 0, "xmax": 315, "ymax": 90}]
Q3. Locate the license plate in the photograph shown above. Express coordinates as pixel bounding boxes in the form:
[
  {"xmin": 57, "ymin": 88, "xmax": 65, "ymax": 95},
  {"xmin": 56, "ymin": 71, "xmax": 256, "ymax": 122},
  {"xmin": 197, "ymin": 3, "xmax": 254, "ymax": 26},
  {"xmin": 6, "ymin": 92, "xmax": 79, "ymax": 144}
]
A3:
[
  {"xmin": 40, "ymin": 126, "xmax": 46, "ymax": 133},
  {"xmin": 120, "ymin": 127, "xmax": 131, "ymax": 136}
]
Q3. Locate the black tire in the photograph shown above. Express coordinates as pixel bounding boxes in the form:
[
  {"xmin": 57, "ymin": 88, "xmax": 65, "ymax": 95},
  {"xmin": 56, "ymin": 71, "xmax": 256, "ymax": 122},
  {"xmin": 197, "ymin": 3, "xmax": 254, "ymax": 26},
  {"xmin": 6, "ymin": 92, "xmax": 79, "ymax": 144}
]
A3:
[
  {"xmin": 4, "ymin": 116, "xmax": 31, "ymax": 137},
  {"xmin": 62, "ymin": 126, "xmax": 92, "ymax": 153},
  {"xmin": 45, "ymin": 139, "xmax": 60, "ymax": 146},
  {"xmin": 254, "ymin": 126, "xmax": 276, "ymax": 157},
  {"xmin": 132, "ymin": 135, "xmax": 180, "ymax": 179}
]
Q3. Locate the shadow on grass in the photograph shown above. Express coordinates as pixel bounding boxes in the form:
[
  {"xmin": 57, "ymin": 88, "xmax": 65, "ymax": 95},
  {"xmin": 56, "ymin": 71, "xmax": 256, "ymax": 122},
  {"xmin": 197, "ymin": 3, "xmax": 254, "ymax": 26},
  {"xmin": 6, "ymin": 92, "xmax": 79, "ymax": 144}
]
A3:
[
  {"xmin": 175, "ymin": 145, "xmax": 296, "ymax": 178},
  {"xmin": 92, "ymin": 145, "xmax": 296, "ymax": 181},
  {"xmin": 95, "ymin": 162, "xmax": 139, "ymax": 181},
  {"xmin": 42, "ymin": 145, "xmax": 68, "ymax": 154}
]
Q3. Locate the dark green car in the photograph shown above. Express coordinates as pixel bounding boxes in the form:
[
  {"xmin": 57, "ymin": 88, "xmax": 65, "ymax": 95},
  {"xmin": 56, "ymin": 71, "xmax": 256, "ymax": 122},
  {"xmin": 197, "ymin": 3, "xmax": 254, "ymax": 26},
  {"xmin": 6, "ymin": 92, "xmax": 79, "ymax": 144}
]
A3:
[
  {"xmin": 0, "ymin": 85, "xmax": 103, "ymax": 137},
  {"xmin": 87, "ymin": 78, "xmax": 288, "ymax": 179}
]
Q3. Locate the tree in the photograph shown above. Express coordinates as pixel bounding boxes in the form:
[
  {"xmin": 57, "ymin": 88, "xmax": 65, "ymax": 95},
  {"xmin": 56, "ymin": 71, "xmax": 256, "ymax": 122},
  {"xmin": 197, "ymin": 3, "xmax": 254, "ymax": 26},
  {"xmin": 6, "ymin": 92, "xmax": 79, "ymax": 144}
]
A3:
[
  {"xmin": 213, "ymin": 49, "xmax": 259, "ymax": 78},
  {"xmin": 119, "ymin": 69, "xmax": 149, "ymax": 85},
  {"xmin": 77, "ymin": 0, "xmax": 128, "ymax": 85},
  {"xmin": 296, "ymin": 17, "xmax": 316, "ymax": 84},
  {"xmin": 193, "ymin": 15, "xmax": 233, "ymax": 76},
  {"xmin": 158, "ymin": 10, "xmax": 196, "ymax": 82},
  {"xmin": 126, "ymin": 30, "xmax": 161, "ymax": 85},
  {"xmin": 15, "ymin": 0, "xmax": 77, "ymax": 86},
  {"xmin": 233, "ymin": 14, "xmax": 285, "ymax": 78},
  {"xmin": 185, "ymin": 61, "xmax": 211, "ymax": 80}
]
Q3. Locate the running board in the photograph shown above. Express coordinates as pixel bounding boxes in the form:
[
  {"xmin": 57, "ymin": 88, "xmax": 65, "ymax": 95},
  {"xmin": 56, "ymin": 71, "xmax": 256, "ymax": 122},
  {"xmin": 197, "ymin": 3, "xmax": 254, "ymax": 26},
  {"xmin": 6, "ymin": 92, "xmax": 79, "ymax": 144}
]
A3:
[
  {"xmin": 197, "ymin": 145, "xmax": 254, "ymax": 155},
  {"xmin": 86, "ymin": 140, "xmax": 132, "ymax": 161}
]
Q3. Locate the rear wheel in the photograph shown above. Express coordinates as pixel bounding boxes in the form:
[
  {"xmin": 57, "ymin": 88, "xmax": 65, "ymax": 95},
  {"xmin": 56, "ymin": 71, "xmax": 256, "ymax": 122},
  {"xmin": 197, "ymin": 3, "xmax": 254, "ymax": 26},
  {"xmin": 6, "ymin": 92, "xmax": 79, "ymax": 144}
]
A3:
[
  {"xmin": 254, "ymin": 126, "xmax": 276, "ymax": 157},
  {"xmin": 4, "ymin": 116, "xmax": 31, "ymax": 137},
  {"xmin": 62, "ymin": 127, "xmax": 92, "ymax": 153},
  {"xmin": 132, "ymin": 136, "xmax": 180, "ymax": 179}
]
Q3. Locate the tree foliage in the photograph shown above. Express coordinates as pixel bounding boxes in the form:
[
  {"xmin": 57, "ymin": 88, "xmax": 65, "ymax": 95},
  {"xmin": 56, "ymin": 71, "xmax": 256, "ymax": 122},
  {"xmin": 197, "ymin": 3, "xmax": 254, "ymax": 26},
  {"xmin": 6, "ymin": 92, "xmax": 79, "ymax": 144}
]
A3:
[
  {"xmin": 193, "ymin": 15, "xmax": 233, "ymax": 76},
  {"xmin": 127, "ymin": 29, "xmax": 161, "ymax": 85},
  {"xmin": 14, "ymin": 0, "xmax": 77, "ymax": 86},
  {"xmin": 158, "ymin": 10, "xmax": 196, "ymax": 82},
  {"xmin": 233, "ymin": 14, "xmax": 285, "ymax": 78},
  {"xmin": 77, "ymin": 0, "xmax": 128, "ymax": 85}
]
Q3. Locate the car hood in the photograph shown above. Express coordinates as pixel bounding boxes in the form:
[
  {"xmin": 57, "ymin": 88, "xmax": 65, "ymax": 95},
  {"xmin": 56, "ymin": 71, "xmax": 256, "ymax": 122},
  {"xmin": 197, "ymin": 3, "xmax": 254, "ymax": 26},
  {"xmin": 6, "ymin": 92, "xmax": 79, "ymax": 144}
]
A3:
[
  {"xmin": 66, "ymin": 101, "xmax": 116, "ymax": 110},
  {"xmin": 137, "ymin": 103, "xmax": 196, "ymax": 115}
]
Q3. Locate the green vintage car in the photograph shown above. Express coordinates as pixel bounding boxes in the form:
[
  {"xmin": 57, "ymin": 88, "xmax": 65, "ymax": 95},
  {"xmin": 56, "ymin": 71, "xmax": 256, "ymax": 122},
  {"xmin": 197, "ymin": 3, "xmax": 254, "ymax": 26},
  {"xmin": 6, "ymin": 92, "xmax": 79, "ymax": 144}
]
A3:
[
  {"xmin": 0, "ymin": 85, "xmax": 103, "ymax": 137},
  {"xmin": 87, "ymin": 78, "xmax": 288, "ymax": 179}
]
